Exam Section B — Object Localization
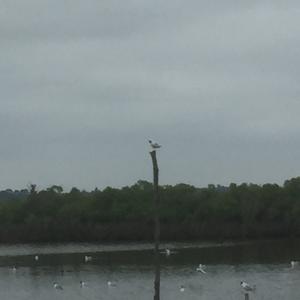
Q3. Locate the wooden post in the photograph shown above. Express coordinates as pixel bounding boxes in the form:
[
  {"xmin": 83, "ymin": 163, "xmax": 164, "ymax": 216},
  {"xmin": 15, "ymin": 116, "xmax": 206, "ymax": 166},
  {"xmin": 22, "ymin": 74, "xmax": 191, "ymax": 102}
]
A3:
[
  {"xmin": 150, "ymin": 150, "xmax": 160, "ymax": 300},
  {"xmin": 244, "ymin": 293, "xmax": 249, "ymax": 300}
]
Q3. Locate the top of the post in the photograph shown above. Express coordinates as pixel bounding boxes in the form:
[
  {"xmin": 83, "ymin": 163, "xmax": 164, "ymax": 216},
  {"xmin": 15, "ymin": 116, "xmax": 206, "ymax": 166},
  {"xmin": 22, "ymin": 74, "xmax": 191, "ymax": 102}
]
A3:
[{"xmin": 150, "ymin": 150, "xmax": 157, "ymax": 159}]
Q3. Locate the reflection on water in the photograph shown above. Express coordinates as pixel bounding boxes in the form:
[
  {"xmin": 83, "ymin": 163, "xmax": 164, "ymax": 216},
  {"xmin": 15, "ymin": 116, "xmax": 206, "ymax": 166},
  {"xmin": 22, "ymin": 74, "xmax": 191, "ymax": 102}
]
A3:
[{"xmin": 0, "ymin": 239, "xmax": 299, "ymax": 300}]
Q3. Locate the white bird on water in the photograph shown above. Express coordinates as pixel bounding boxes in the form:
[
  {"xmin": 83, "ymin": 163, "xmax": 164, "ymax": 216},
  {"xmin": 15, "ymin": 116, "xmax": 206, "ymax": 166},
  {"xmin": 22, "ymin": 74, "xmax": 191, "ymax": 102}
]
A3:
[
  {"xmin": 240, "ymin": 281, "xmax": 256, "ymax": 292},
  {"xmin": 84, "ymin": 255, "xmax": 92, "ymax": 262},
  {"xmin": 53, "ymin": 282, "xmax": 63, "ymax": 290},
  {"xmin": 160, "ymin": 248, "xmax": 176, "ymax": 256},
  {"xmin": 107, "ymin": 281, "xmax": 117, "ymax": 287},
  {"xmin": 80, "ymin": 281, "xmax": 87, "ymax": 288},
  {"xmin": 34, "ymin": 255, "xmax": 39, "ymax": 261},
  {"xmin": 180, "ymin": 285, "xmax": 185, "ymax": 292},
  {"xmin": 196, "ymin": 264, "xmax": 206, "ymax": 274},
  {"xmin": 291, "ymin": 260, "xmax": 299, "ymax": 268},
  {"xmin": 148, "ymin": 140, "xmax": 161, "ymax": 150}
]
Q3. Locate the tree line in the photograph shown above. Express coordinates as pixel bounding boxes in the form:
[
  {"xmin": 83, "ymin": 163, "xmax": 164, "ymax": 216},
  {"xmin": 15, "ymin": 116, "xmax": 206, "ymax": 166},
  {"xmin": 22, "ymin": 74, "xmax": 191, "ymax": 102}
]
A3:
[{"xmin": 0, "ymin": 178, "xmax": 300, "ymax": 243}]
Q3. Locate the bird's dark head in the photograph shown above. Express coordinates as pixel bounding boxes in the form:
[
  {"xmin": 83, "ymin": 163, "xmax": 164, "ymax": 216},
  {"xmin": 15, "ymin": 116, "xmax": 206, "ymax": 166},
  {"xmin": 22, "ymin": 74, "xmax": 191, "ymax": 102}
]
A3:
[{"xmin": 148, "ymin": 140, "xmax": 152, "ymax": 143}]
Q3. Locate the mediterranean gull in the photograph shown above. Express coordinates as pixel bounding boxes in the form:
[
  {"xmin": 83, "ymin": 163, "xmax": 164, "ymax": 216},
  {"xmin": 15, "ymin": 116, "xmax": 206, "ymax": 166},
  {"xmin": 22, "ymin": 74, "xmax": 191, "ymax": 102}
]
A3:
[
  {"xmin": 80, "ymin": 281, "xmax": 87, "ymax": 288},
  {"xmin": 196, "ymin": 264, "xmax": 206, "ymax": 274},
  {"xmin": 107, "ymin": 281, "xmax": 117, "ymax": 287},
  {"xmin": 240, "ymin": 281, "xmax": 256, "ymax": 292},
  {"xmin": 53, "ymin": 282, "xmax": 63, "ymax": 290},
  {"xmin": 148, "ymin": 140, "xmax": 161, "ymax": 150},
  {"xmin": 291, "ymin": 261, "xmax": 299, "ymax": 268},
  {"xmin": 84, "ymin": 255, "xmax": 92, "ymax": 262}
]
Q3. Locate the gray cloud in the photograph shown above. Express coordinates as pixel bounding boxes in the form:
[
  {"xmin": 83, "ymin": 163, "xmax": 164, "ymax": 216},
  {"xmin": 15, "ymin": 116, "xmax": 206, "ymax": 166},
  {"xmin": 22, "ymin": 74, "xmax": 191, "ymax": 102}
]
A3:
[{"xmin": 1, "ymin": 0, "xmax": 300, "ymax": 190}]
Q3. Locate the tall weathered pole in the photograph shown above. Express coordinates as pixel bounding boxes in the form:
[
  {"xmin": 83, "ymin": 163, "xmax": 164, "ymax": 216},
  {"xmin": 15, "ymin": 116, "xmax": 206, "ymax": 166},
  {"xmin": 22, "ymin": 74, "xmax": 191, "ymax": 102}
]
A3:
[{"xmin": 150, "ymin": 150, "xmax": 160, "ymax": 300}]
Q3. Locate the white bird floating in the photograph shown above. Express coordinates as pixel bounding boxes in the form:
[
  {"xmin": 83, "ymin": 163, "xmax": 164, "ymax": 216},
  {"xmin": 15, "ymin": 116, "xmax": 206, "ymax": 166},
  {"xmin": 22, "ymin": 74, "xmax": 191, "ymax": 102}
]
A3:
[
  {"xmin": 180, "ymin": 285, "xmax": 185, "ymax": 292},
  {"xmin": 107, "ymin": 281, "xmax": 117, "ymax": 287},
  {"xmin": 160, "ymin": 248, "xmax": 176, "ymax": 256},
  {"xmin": 53, "ymin": 282, "xmax": 63, "ymax": 290},
  {"xmin": 11, "ymin": 266, "xmax": 17, "ymax": 272},
  {"xmin": 34, "ymin": 255, "xmax": 39, "ymax": 261},
  {"xmin": 80, "ymin": 281, "xmax": 87, "ymax": 288},
  {"xmin": 148, "ymin": 140, "xmax": 162, "ymax": 150},
  {"xmin": 84, "ymin": 255, "xmax": 92, "ymax": 262},
  {"xmin": 240, "ymin": 281, "xmax": 256, "ymax": 292},
  {"xmin": 291, "ymin": 260, "xmax": 299, "ymax": 268},
  {"xmin": 196, "ymin": 264, "xmax": 206, "ymax": 274}
]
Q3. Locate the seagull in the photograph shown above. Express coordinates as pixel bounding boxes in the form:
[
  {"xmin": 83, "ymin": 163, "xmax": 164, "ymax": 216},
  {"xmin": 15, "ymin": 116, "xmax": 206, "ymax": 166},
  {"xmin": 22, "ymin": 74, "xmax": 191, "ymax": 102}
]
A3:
[
  {"xmin": 34, "ymin": 255, "xmax": 39, "ymax": 261},
  {"xmin": 84, "ymin": 255, "xmax": 92, "ymax": 262},
  {"xmin": 148, "ymin": 140, "xmax": 161, "ymax": 150},
  {"xmin": 240, "ymin": 281, "xmax": 255, "ymax": 292},
  {"xmin": 80, "ymin": 281, "xmax": 87, "ymax": 288},
  {"xmin": 196, "ymin": 264, "xmax": 206, "ymax": 274},
  {"xmin": 160, "ymin": 248, "xmax": 175, "ymax": 256},
  {"xmin": 291, "ymin": 261, "xmax": 299, "ymax": 268},
  {"xmin": 180, "ymin": 285, "xmax": 185, "ymax": 292},
  {"xmin": 107, "ymin": 281, "xmax": 117, "ymax": 287},
  {"xmin": 53, "ymin": 282, "xmax": 63, "ymax": 290}
]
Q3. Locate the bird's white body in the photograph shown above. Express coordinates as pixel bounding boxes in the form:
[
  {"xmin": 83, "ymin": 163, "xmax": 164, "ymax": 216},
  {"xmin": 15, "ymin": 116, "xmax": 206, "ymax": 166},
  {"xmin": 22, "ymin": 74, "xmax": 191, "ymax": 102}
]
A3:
[
  {"xmin": 241, "ymin": 281, "xmax": 255, "ymax": 292},
  {"xmin": 12, "ymin": 266, "xmax": 17, "ymax": 272},
  {"xmin": 107, "ymin": 281, "xmax": 117, "ymax": 287},
  {"xmin": 80, "ymin": 281, "xmax": 87, "ymax": 288},
  {"xmin": 196, "ymin": 264, "xmax": 206, "ymax": 274},
  {"xmin": 180, "ymin": 285, "xmax": 185, "ymax": 292},
  {"xmin": 148, "ymin": 140, "xmax": 161, "ymax": 150},
  {"xmin": 84, "ymin": 255, "xmax": 92, "ymax": 262},
  {"xmin": 53, "ymin": 282, "xmax": 63, "ymax": 290},
  {"xmin": 160, "ymin": 248, "xmax": 177, "ymax": 256},
  {"xmin": 34, "ymin": 255, "xmax": 39, "ymax": 261},
  {"xmin": 291, "ymin": 261, "xmax": 299, "ymax": 268}
]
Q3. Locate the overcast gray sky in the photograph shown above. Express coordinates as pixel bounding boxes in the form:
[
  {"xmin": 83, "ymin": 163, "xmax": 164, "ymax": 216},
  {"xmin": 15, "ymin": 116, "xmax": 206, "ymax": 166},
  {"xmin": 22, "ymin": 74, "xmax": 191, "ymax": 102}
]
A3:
[{"xmin": 1, "ymin": 0, "xmax": 300, "ymax": 191}]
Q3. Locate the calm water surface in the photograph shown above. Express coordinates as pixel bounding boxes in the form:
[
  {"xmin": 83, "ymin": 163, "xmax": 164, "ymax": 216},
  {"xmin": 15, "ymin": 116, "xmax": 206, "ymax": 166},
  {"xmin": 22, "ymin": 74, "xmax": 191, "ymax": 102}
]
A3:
[{"xmin": 0, "ymin": 239, "xmax": 299, "ymax": 300}]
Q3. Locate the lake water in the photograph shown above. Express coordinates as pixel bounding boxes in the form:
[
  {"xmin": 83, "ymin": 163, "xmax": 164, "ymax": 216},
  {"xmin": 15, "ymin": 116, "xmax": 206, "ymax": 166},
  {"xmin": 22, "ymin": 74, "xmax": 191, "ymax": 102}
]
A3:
[{"xmin": 0, "ymin": 239, "xmax": 299, "ymax": 300}]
